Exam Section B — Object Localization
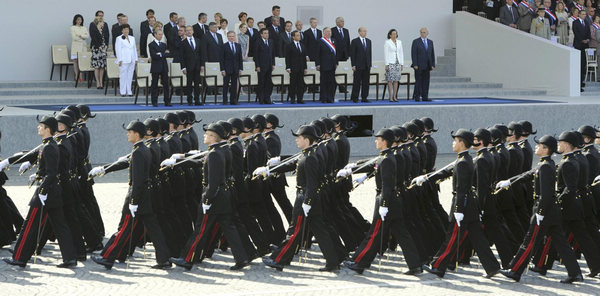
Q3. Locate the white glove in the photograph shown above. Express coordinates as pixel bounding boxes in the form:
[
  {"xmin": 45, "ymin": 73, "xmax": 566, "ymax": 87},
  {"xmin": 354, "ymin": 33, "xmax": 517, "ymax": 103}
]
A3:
[
  {"xmin": 161, "ymin": 158, "xmax": 176, "ymax": 167},
  {"xmin": 202, "ymin": 203, "xmax": 211, "ymax": 214},
  {"xmin": 413, "ymin": 175, "xmax": 428, "ymax": 186},
  {"xmin": 29, "ymin": 174, "xmax": 36, "ymax": 182},
  {"xmin": 188, "ymin": 150, "xmax": 201, "ymax": 155},
  {"xmin": 12, "ymin": 152, "xmax": 24, "ymax": 157},
  {"xmin": 0, "ymin": 159, "xmax": 9, "ymax": 171},
  {"xmin": 594, "ymin": 175, "xmax": 600, "ymax": 184},
  {"xmin": 336, "ymin": 168, "xmax": 352, "ymax": 178},
  {"xmin": 535, "ymin": 213, "xmax": 544, "ymax": 226},
  {"xmin": 344, "ymin": 162, "xmax": 357, "ymax": 170},
  {"xmin": 453, "ymin": 212, "xmax": 464, "ymax": 227},
  {"xmin": 89, "ymin": 166, "xmax": 105, "ymax": 177},
  {"xmin": 496, "ymin": 180, "xmax": 511, "ymax": 189},
  {"xmin": 302, "ymin": 203, "xmax": 311, "ymax": 216},
  {"xmin": 117, "ymin": 155, "xmax": 129, "ymax": 162},
  {"xmin": 378, "ymin": 206, "xmax": 389, "ymax": 221},
  {"xmin": 252, "ymin": 166, "xmax": 269, "ymax": 177},
  {"xmin": 129, "ymin": 204, "xmax": 138, "ymax": 217},
  {"xmin": 353, "ymin": 174, "xmax": 368, "ymax": 185},
  {"xmin": 38, "ymin": 194, "xmax": 47, "ymax": 206},
  {"xmin": 267, "ymin": 156, "xmax": 281, "ymax": 167},
  {"xmin": 19, "ymin": 161, "xmax": 32, "ymax": 174},
  {"xmin": 171, "ymin": 154, "xmax": 184, "ymax": 160}
]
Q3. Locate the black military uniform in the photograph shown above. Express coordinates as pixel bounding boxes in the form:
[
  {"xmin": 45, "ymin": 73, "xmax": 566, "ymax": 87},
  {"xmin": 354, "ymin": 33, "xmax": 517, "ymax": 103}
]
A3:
[
  {"xmin": 4, "ymin": 116, "xmax": 76, "ymax": 268},
  {"xmin": 578, "ymin": 126, "xmax": 600, "ymax": 249},
  {"xmin": 423, "ymin": 130, "xmax": 500, "ymax": 278},
  {"xmin": 264, "ymin": 114, "xmax": 293, "ymax": 223},
  {"xmin": 507, "ymin": 123, "xmax": 528, "ymax": 235},
  {"xmin": 500, "ymin": 136, "xmax": 583, "ymax": 283}
]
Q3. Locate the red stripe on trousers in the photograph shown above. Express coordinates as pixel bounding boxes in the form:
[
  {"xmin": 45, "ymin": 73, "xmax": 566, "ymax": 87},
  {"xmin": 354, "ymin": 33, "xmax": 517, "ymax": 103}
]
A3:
[
  {"xmin": 185, "ymin": 214, "xmax": 209, "ymax": 262},
  {"xmin": 433, "ymin": 222, "xmax": 459, "ymax": 269},
  {"xmin": 104, "ymin": 214, "xmax": 131, "ymax": 259},
  {"xmin": 457, "ymin": 231, "xmax": 469, "ymax": 261},
  {"xmin": 14, "ymin": 207, "xmax": 38, "ymax": 261},
  {"xmin": 536, "ymin": 236, "xmax": 552, "ymax": 268},
  {"xmin": 116, "ymin": 220, "xmax": 138, "ymax": 258},
  {"xmin": 275, "ymin": 215, "xmax": 304, "ymax": 264},
  {"xmin": 207, "ymin": 223, "xmax": 221, "ymax": 249},
  {"xmin": 355, "ymin": 219, "xmax": 382, "ymax": 264},
  {"xmin": 512, "ymin": 225, "xmax": 540, "ymax": 272}
]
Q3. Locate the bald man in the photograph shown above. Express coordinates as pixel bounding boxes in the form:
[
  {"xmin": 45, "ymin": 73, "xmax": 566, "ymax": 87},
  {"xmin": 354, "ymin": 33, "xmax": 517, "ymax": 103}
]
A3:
[
  {"xmin": 410, "ymin": 28, "xmax": 435, "ymax": 102},
  {"xmin": 349, "ymin": 27, "xmax": 372, "ymax": 103}
]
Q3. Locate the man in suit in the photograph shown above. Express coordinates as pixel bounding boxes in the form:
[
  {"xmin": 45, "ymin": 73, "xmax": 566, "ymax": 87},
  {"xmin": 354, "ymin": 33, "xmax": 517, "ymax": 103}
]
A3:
[
  {"xmin": 304, "ymin": 18, "xmax": 322, "ymax": 61},
  {"xmin": 254, "ymin": 28, "xmax": 275, "ymax": 104},
  {"xmin": 316, "ymin": 27, "xmax": 338, "ymax": 104},
  {"xmin": 193, "ymin": 12, "xmax": 209, "ymax": 40},
  {"xmin": 280, "ymin": 21, "xmax": 294, "ymax": 57},
  {"xmin": 163, "ymin": 12, "xmax": 178, "ymax": 43},
  {"xmin": 295, "ymin": 20, "xmax": 305, "ymax": 43},
  {"xmin": 573, "ymin": 9, "xmax": 590, "ymax": 91},
  {"xmin": 220, "ymin": 32, "xmax": 243, "ymax": 105},
  {"xmin": 180, "ymin": 26, "xmax": 206, "ymax": 106},
  {"xmin": 171, "ymin": 26, "xmax": 186, "ymax": 63},
  {"xmin": 331, "ymin": 17, "xmax": 350, "ymax": 93},
  {"xmin": 264, "ymin": 5, "xmax": 285, "ymax": 29},
  {"xmin": 411, "ymin": 28, "xmax": 435, "ymax": 101},
  {"xmin": 285, "ymin": 31, "xmax": 307, "ymax": 104},
  {"xmin": 149, "ymin": 30, "xmax": 171, "ymax": 107},
  {"xmin": 500, "ymin": 0, "xmax": 520, "ymax": 28},
  {"xmin": 246, "ymin": 17, "xmax": 259, "ymax": 57},
  {"xmin": 350, "ymin": 27, "xmax": 372, "ymax": 103},
  {"xmin": 140, "ymin": 9, "xmax": 155, "ymax": 57},
  {"xmin": 168, "ymin": 17, "xmax": 186, "ymax": 52},
  {"xmin": 268, "ymin": 17, "xmax": 283, "ymax": 58},
  {"xmin": 543, "ymin": 0, "xmax": 557, "ymax": 32},
  {"xmin": 204, "ymin": 22, "xmax": 224, "ymax": 62}
]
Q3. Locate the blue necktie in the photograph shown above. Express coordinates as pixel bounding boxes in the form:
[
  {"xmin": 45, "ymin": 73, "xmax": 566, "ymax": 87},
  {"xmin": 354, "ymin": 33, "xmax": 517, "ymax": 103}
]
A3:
[{"xmin": 423, "ymin": 39, "xmax": 428, "ymax": 50}]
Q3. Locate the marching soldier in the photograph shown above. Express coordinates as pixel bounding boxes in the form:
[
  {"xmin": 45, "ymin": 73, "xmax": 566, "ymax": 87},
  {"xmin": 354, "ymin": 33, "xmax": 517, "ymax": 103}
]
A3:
[
  {"xmin": 264, "ymin": 113, "xmax": 293, "ymax": 223},
  {"xmin": 496, "ymin": 135, "xmax": 584, "ymax": 283}
]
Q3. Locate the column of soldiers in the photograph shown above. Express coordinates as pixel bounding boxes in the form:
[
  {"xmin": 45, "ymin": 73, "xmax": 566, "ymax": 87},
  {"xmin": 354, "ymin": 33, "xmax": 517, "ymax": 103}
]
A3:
[{"xmin": 2, "ymin": 112, "xmax": 600, "ymax": 285}]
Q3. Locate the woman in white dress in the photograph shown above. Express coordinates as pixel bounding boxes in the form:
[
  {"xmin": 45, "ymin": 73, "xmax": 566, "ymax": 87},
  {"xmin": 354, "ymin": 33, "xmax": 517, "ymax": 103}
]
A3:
[
  {"xmin": 71, "ymin": 14, "xmax": 89, "ymax": 82},
  {"xmin": 115, "ymin": 24, "xmax": 138, "ymax": 96},
  {"xmin": 383, "ymin": 29, "xmax": 404, "ymax": 102}
]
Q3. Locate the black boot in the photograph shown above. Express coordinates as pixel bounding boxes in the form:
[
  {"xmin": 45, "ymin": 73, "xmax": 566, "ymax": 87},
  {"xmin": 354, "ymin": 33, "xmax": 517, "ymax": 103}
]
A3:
[
  {"xmin": 499, "ymin": 269, "xmax": 521, "ymax": 282},
  {"xmin": 57, "ymin": 260, "xmax": 77, "ymax": 268},
  {"xmin": 423, "ymin": 264, "xmax": 445, "ymax": 278},
  {"xmin": 560, "ymin": 274, "xmax": 583, "ymax": 284},
  {"xmin": 169, "ymin": 257, "xmax": 193, "ymax": 270},
  {"xmin": 262, "ymin": 257, "xmax": 284, "ymax": 271},
  {"xmin": 343, "ymin": 261, "xmax": 364, "ymax": 274},
  {"xmin": 3, "ymin": 257, "xmax": 26, "ymax": 267},
  {"xmin": 91, "ymin": 255, "xmax": 113, "ymax": 270}
]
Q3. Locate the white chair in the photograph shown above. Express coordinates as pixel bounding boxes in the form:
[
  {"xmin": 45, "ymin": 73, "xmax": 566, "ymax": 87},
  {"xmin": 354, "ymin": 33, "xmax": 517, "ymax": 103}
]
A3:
[
  {"xmin": 170, "ymin": 62, "xmax": 186, "ymax": 104},
  {"xmin": 272, "ymin": 57, "xmax": 289, "ymax": 102},
  {"xmin": 134, "ymin": 62, "xmax": 151, "ymax": 105},
  {"xmin": 76, "ymin": 52, "xmax": 94, "ymax": 88},
  {"xmin": 202, "ymin": 62, "xmax": 223, "ymax": 104},
  {"xmin": 399, "ymin": 66, "xmax": 416, "ymax": 100},
  {"xmin": 104, "ymin": 57, "xmax": 120, "ymax": 95},
  {"xmin": 50, "ymin": 45, "xmax": 71, "ymax": 81},
  {"xmin": 304, "ymin": 61, "xmax": 320, "ymax": 102},
  {"xmin": 239, "ymin": 61, "xmax": 258, "ymax": 103},
  {"xmin": 586, "ymin": 48, "xmax": 597, "ymax": 82},
  {"xmin": 335, "ymin": 61, "xmax": 353, "ymax": 101},
  {"xmin": 369, "ymin": 61, "xmax": 386, "ymax": 101}
]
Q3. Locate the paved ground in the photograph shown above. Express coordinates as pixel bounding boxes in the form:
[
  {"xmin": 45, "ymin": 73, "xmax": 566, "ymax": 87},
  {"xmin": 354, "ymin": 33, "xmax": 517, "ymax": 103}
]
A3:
[{"xmin": 0, "ymin": 156, "xmax": 598, "ymax": 295}]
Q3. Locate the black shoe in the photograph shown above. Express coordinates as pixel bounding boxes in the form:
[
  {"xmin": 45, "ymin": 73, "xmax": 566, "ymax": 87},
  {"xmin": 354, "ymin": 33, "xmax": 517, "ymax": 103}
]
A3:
[
  {"xmin": 291, "ymin": 101, "xmax": 296, "ymax": 104},
  {"xmin": 361, "ymin": 99, "xmax": 370, "ymax": 103},
  {"xmin": 343, "ymin": 261, "xmax": 364, "ymax": 274},
  {"xmin": 499, "ymin": 269, "xmax": 521, "ymax": 282},
  {"xmin": 298, "ymin": 101, "xmax": 305, "ymax": 104},
  {"xmin": 152, "ymin": 103, "xmax": 159, "ymax": 107},
  {"xmin": 230, "ymin": 260, "xmax": 249, "ymax": 270},
  {"xmin": 319, "ymin": 265, "xmax": 340, "ymax": 272},
  {"xmin": 169, "ymin": 257, "xmax": 192, "ymax": 271},
  {"xmin": 152, "ymin": 262, "xmax": 172, "ymax": 269},
  {"xmin": 57, "ymin": 260, "xmax": 77, "ymax": 268},
  {"xmin": 77, "ymin": 254, "xmax": 87, "ymax": 262},
  {"xmin": 91, "ymin": 255, "xmax": 113, "ymax": 270},
  {"xmin": 588, "ymin": 269, "xmax": 600, "ymax": 278},
  {"xmin": 485, "ymin": 269, "xmax": 500, "ymax": 279},
  {"xmin": 529, "ymin": 265, "xmax": 547, "ymax": 276},
  {"xmin": 269, "ymin": 244, "xmax": 279, "ymax": 252},
  {"xmin": 422, "ymin": 98, "xmax": 431, "ymax": 102},
  {"xmin": 165, "ymin": 103, "xmax": 173, "ymax": 107},
  {"xmin": 560, "ymin": 274, "xmax": 583, "ymax": 284},
  {"xmin": 413, "ymin": 97, "xmax": 421, "ymax": 102},
  {"xmin": 262, "ymin": 257, "xmax": 284, "ymax": 271},
  {"xmin": 86, "ymin": 242, "xmax": 103, "ymax": 253},
  {"xmin": 404, "ymin": 267, "xmax": 423, "ymax": 276},
  {"xmin": 3, "ymin": 257, "xmax": 26, "ymax": 267},
  {"xmin": 423, "ymin": 264, "xmax": 445, "ymax": 278}
]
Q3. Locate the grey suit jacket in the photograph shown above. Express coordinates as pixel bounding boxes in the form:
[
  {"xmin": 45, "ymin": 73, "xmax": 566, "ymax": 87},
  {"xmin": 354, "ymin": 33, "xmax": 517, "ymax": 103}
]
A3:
[{"xmin": 500, "ymin": 5, "xmax": 520, "ymax": 26}]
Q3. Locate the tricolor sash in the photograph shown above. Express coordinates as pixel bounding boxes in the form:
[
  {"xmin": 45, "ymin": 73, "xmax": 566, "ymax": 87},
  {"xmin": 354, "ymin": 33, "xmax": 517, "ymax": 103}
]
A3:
[
  {"xmin": 321, "ymin": 37, "xmax": 336, "ymax": 54},
  {"xmin": 520, "ymin": 1, "xmax": 534, "ymax": 12},
  {"xmin": 593, "ymin": 23, "xmax": 600, "ymax": 30},
  {"xmin": 574, "ymin": 3, "xmax": 583, "ymax": 10},
  {"xmin": 545, "ymin": 8, "xmax": 557, "ymax": 22}
]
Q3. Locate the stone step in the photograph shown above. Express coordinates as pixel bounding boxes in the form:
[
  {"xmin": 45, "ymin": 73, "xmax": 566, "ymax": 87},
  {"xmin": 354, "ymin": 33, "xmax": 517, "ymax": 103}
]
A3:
[
  {"xmin": 426, "ymin": 82, "xmax": 503, "ymax": 89},
  {"xmin": 424, "ymin": 88, "xmax": 546, "ymax": 97},
  {"xmin": 0, "ymin": 87, "xmax": 106, "ymax": 96},
  {"xmin": 0, "ymin": 81, "xmax": 76, "ymax": 89},
  {"xmin": 444, "ymin": 48, "xmax": 456, "ymax": 56},
  {"xmin": 436, "ymin": 56, "xmax": 456, "ymax": 65},
  {"xmin": 430, "ymin": 76, "xmax": 471, "ymax": 83}
]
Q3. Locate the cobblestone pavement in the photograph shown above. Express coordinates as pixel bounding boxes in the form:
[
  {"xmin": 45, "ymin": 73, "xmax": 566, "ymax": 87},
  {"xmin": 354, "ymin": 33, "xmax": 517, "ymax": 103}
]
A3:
[{"xmin": 1, "ymin": 168, "xmax": 598, "ymax": 295}]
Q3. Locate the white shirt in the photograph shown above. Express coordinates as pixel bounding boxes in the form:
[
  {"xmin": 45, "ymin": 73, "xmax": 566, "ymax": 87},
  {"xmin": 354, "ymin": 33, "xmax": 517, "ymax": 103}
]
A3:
[
  {"xmin": 383, "ymin": 39, "xmax": 403, "ymax": 66},
  {"xmin": 115, "ymin": 34, "xmax": 138, "ymax": 64}
]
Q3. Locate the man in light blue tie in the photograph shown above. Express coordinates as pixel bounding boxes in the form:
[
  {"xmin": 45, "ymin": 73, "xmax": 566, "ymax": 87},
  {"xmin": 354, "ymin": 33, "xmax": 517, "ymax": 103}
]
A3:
[
  {"xmin": 220, "ymin": 31, "xmax": 243, "ymax": 105},
  {"xmin": 411, "ymin": 27, "xmax": 435, "ymax": 102}
]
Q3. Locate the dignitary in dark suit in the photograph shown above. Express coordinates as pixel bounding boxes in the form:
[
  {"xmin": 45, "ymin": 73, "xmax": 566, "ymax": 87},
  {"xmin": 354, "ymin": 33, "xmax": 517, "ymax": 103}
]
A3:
[
  {"xmin": 140, "ymin": 9, "xmax": 155, "ymax": 57},
  {"xmin": 573, "ymin": 10, "xmax": 590, "ymax": 91},
  {"xmin": 295, "ymin": 20, "xmax": 305, "ymax": 43},
  {"xmin": 180, "ymin": 26, "xmax": 205, "ymax": 106},
  {"xmin": 411, "ymin": 28, "xmax": 435, "ymax": 101},
  {"xmin": 149, "ymin": 30, "xmax": 171, "ymax": 107},
  {"xmin": 171, "ymin": 26, "xmax": 186, "ymax": 63},
  {"xmin": 167, "ymin": 17, "xmax": 186, "ymax": 52},
  {"xmin": 254, "ymin": 28, "xmax": 275, "ymax": 104},
  {"xmin": 268, "ymin": 17, "xmax": 283, "ymax": 58},
  {"xmin": 304, "ymin": 18, "xmax": 322, "ymax": 61},
  {"xmin": 246, "ymin": 17, "xmax": 259, "ymax": 57},
  {"xmin": 285, "ymin": 31, "xmax": 307, "ymax": 104},
  {"xmin": 163, "ymin": 12, "xmax": 179, "ymax": 47},
  {"xmin": 280, "ymin": 21, "xmax": 294, "ymax": 57},
  {"xmin": 316, "ymin": 28, "xmax": 338, "ymax": 103},
  {"xmin": 193, "ymin": 13, "xmax": 209, "ymax": 40},
  {"xmin": 500, "ymin": 0, "xmax": 520, "ymax": 28},
  {"xmin": 331, "ymin": 17, "xmax": 350, "ymax": 92},
  {"xmin": 264, "ymin": 5, "xmax": 285, "ymax": 29},
  {"xmin": 350, "ymin": 27, "xmax": 372, "ymax": 103},
  {"xmin": 220, "ymin": 32, "xmax": 243, "ymax": 105},
  {"xmin": 204, "ymin": 23, "xmax": 224, "ymax": 62}
]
